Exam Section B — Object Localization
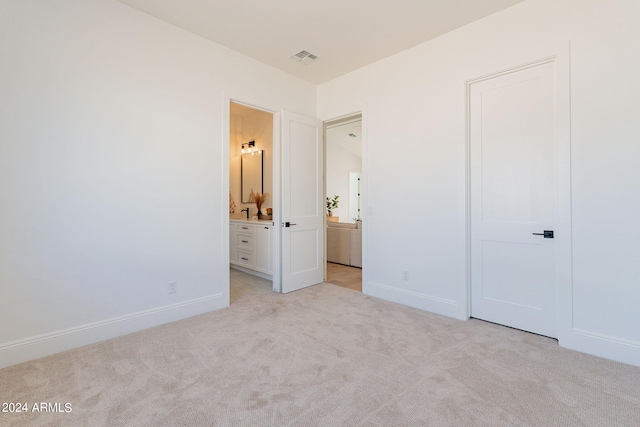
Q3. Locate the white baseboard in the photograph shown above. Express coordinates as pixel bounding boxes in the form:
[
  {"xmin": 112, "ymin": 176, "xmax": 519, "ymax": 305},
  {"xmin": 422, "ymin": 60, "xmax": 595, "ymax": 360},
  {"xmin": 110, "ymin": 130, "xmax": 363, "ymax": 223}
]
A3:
[
  {"xmin": 0, "ymin": 294, "xmax": 226, "ymax": 369},
  {"xmin": 363, "ymin": 282, "xmax": 640, "ymax": 368},
  {"xmin": 364, "ymin": 281, "xmax": 461, "ymax": 319},
  {"xmin": 560, "ymin": 328, "xmax": 640, "ymax": 367}
]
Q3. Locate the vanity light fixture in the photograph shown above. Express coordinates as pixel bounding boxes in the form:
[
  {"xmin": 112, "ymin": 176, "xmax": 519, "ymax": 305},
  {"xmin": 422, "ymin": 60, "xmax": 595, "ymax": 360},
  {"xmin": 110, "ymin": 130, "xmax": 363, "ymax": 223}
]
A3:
[{"xmin": 241, "ymin": 140, "xmax": 256, "ymax": 155}]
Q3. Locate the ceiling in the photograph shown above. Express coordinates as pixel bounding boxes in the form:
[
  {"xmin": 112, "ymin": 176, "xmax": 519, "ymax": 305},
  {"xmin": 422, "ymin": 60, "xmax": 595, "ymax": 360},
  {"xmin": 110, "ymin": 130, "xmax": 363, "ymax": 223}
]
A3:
[{"xmin": 116, "ymin": 0, "xmax": 525, "ymax": 84}]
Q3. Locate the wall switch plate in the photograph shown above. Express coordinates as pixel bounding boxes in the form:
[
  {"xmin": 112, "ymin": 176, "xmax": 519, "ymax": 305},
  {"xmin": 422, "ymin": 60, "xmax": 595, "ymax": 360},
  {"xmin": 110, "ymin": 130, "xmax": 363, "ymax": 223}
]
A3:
[
  {"xmin": 402, "ymin": 271, "xmax": 409, "ymax": 281},
  {"xmin": 168, "ymin": 281, "xmax": 177, "ymax": 294}
]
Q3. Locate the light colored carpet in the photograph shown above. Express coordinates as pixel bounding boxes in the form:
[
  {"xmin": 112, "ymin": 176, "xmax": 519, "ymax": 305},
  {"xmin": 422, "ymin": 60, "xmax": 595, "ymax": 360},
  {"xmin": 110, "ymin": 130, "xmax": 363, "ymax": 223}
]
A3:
[{"xmin": 1, "ymin": 269, "xmax": 639, "ymax": 426}]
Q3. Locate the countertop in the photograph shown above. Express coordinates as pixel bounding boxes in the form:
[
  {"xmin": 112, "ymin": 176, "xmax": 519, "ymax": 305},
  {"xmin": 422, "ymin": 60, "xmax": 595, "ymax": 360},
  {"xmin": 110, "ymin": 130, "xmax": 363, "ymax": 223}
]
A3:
[{"xmin": 230, "ymin": 218, "xmax": 275, "ymax": 225}]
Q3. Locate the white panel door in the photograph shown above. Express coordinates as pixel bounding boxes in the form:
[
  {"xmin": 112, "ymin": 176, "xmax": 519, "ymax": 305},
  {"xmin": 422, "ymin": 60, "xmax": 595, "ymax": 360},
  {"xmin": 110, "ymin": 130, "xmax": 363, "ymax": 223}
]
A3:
[
  {"xmin": 281, "ymin": 111, "xmax": 324, "ymax": 293},
  {"xmin": 470, "ymin": 60, "xmax": 558, "ymax": 338}
]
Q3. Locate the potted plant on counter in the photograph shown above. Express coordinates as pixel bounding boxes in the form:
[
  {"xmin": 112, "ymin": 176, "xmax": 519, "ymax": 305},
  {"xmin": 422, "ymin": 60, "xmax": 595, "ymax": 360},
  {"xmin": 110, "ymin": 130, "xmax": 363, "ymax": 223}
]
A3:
[
  {"xmin": 252, "ymin": 192, "xmax": 269, "ymax": 219},
  {"xmin": 326, "ymin": 195, "xmax": 339, "ymax": 217}
]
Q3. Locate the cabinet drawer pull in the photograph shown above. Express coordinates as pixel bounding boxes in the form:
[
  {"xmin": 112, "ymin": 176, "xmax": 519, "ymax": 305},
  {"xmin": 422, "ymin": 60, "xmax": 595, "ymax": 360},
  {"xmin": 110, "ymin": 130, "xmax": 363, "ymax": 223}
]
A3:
[
  {"xmin": 241, "ymin": 257, "xmax": 249, "ymax": 261},
  {"xmin": 241, "ymin": 226, "xmax": 249, "ymax": 230},
  {"xmin": 241, "ymin": 240, "xmax": 249, "ymax": 243}
]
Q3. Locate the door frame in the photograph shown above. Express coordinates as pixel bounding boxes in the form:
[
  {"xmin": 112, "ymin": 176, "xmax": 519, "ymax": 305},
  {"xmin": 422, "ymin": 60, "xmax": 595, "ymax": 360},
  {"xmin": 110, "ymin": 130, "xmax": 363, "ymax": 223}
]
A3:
[
  {"xmin": 223, "ymin": 92, "xmax": 283, "ymax": 299},
  {"xmin": 464, "ymin": 46, "xmax": 572, "ymax": 343}
]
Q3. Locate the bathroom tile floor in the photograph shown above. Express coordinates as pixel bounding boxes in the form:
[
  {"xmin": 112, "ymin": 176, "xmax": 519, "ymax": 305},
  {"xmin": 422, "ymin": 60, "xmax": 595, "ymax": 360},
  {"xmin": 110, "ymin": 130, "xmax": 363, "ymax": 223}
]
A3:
[{"xmin": 230, "ymin": 262, "xmax": 361, "ymax": 303}]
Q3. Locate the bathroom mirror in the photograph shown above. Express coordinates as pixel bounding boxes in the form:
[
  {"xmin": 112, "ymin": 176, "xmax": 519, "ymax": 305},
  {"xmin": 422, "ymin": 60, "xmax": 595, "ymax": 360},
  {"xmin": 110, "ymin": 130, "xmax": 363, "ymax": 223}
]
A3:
[{"xmin": 241, "ymin": 150, "xmax": 263, "ymax": 203}]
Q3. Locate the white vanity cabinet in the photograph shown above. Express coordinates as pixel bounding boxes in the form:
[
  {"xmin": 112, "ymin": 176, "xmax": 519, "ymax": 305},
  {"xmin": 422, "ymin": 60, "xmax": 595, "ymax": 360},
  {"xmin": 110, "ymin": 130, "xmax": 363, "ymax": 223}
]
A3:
[{"xmin": 230, "ymin": 220, "xmax": 273, "ymax": 277}]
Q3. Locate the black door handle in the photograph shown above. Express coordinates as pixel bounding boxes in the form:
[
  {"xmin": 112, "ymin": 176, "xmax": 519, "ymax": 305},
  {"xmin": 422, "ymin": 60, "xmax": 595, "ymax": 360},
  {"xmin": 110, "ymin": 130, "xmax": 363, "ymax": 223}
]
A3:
[
  {"xmin": 284, "ymin": 222, "xmax": 297, "ymax": 227},
  {"xmin": 532, "ymin": 230, "xmax": 554, "ymax": 238}
]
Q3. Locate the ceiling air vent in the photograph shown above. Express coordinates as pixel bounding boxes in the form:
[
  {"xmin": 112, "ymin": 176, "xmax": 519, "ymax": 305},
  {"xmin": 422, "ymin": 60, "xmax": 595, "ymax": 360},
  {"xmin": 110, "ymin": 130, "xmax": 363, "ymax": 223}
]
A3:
[{"xmin": 289, "ymin": 50, "xmax": 319, "ymax": 65}]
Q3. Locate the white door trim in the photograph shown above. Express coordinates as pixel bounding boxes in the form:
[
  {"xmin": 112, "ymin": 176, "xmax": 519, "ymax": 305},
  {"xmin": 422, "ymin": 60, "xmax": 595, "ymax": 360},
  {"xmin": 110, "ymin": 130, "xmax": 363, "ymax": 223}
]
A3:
[{"xmin": 464, "ymin": 46, "xmax": 572, "ymax": 344}]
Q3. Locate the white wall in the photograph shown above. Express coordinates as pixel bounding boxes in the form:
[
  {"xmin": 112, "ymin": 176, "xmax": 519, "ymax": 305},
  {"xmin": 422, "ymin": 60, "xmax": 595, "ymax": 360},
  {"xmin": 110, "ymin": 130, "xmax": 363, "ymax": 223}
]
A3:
[
  {"xmin": 0, "ymin": 0, "xmax": 315, "ymax": 368},
  {"xmin": 229, "ymin": 108, "xmax": 274, "ymax": 219},
  {"xmin": 318, "ymin": 0, "xmax": 640, "ymax": 366},
  {"xmin": 326, "ymin": 143, "xmax": 361, "ymax": 222}
]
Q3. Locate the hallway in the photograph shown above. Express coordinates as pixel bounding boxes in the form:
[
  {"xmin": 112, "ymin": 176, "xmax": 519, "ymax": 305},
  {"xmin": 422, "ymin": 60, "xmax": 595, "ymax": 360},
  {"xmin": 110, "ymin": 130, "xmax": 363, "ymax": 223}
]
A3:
[{"xmin": 325, "ymin": 262, "xmax": 361, "ymax": 292}]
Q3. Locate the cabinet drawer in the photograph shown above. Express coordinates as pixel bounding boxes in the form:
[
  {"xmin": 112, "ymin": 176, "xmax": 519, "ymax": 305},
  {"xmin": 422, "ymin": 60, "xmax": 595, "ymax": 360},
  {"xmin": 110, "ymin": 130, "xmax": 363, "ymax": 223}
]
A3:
[
  {"xmin": 236, "ymin": 250, "xmax": 254, "ymax": 267},
  {"xmin": 236, "ymin": 224, "xmax": 255, "ymax": 234},
  {"xmin": 236, "ymin": 234, "xmax": 254, "ymax": 251}
]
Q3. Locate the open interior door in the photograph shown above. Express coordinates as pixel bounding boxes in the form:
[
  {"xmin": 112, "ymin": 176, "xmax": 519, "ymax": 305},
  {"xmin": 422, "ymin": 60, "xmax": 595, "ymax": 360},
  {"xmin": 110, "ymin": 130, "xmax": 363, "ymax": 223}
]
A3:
[{"xmin": 280, "ymin": 111, "xmax": 324, "ymax": 293}]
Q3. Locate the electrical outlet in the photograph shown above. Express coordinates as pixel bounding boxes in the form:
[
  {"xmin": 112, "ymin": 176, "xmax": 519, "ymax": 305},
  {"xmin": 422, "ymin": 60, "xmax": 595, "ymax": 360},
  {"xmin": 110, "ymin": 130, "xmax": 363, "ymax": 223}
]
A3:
[
  {"xmin": 402, "ymin": 271, "xmax": 409, "ymax": 281},
  {"xmin": 168, "ymin": 281, "xmax": 177, "ymax": 294}
]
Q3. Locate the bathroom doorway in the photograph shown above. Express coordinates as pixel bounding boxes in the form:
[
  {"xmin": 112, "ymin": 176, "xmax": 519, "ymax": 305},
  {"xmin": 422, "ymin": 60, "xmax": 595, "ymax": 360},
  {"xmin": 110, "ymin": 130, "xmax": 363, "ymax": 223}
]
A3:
[
  {"xmin": 229, "ymin": 102, "xmax": 275, "ymax": 302},
  {"xmin": 324, "ymin": 115, "xmax": 363, "ymax": 292},
  {"xmin": 227, "ymin": 98, "xmax": 325, "ymax": 301}
]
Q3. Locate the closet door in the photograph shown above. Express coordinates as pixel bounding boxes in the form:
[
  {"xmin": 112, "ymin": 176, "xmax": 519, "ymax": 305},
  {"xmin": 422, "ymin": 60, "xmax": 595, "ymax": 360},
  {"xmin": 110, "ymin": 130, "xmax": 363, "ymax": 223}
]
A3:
[{"xmin": 469, "ymin": 59, "xmax": 564, "ymax": 338}]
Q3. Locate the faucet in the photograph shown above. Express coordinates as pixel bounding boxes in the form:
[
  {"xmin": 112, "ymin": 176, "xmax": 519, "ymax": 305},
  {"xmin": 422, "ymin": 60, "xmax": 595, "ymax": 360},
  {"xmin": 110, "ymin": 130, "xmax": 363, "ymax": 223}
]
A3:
[{"xmin": 240, "ymin": 208, "xmax": 249, "ymax": 219}]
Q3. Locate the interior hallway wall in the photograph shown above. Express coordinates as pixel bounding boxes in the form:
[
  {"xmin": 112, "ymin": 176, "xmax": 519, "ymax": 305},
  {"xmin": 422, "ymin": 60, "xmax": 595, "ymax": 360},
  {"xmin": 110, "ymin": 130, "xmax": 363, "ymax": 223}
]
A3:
[
  {"xmin": 317, "ymin": 0, "xmax": 640, "ymax": 366},
  {"xmin": 326, "ymin": 140, "xmax": 361, "ymax": 222}
]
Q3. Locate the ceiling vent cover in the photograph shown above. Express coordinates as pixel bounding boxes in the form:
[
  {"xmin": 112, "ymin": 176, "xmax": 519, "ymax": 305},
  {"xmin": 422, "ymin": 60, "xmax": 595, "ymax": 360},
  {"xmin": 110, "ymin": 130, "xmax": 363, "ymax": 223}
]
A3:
[{"xmin": 289, "ymin": 50, "xmax": 319, "ymax": 65}]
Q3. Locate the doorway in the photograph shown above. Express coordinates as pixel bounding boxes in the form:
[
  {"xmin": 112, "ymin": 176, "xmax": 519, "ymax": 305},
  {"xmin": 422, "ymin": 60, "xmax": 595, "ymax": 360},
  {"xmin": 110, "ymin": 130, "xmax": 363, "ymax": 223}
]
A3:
[
  {"xmin": 227, "ymin": 100, "xmax": 325, "ymax": 299},
  {"xmin": 229, "ymin": 102, "xmax": 276, "ymax": 302},
  {"xmin": 324, "ymin": 115, "xmax": 363, "ymax": 292},
  {"xmin": 468, "ymin": 56, "xmax": 571, "ymax": 338}
]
